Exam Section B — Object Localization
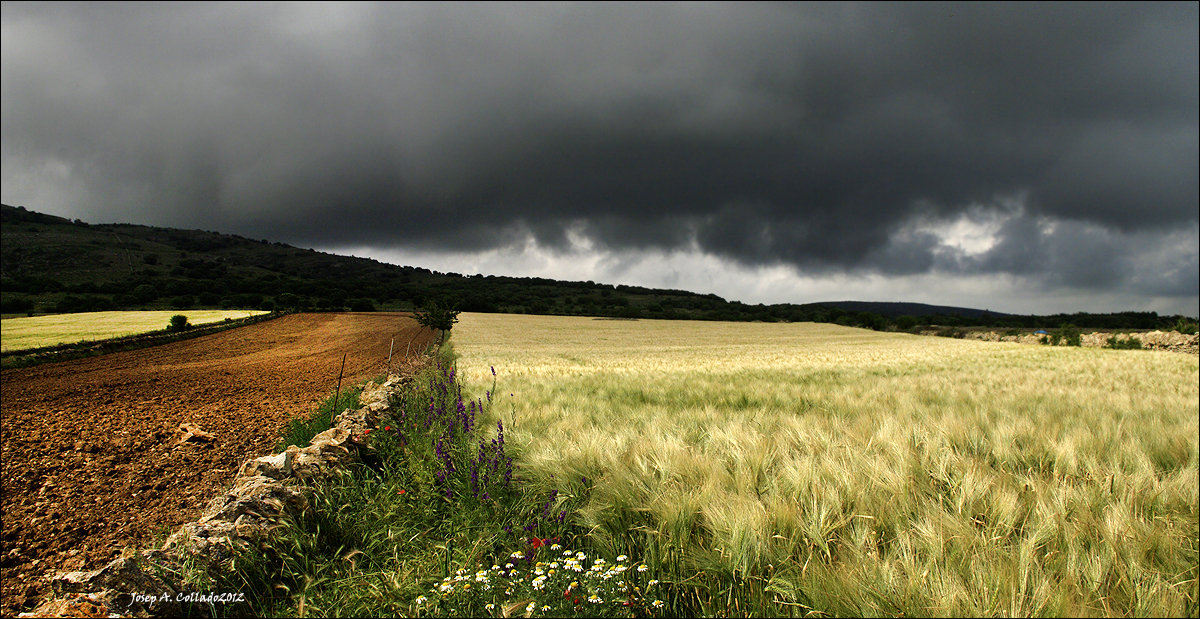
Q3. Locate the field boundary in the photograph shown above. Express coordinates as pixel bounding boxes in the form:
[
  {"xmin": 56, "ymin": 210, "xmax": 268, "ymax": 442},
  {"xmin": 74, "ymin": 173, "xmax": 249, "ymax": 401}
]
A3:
[
  {"xmin": 0, "ymin": 311, "xmax": 284, "ymax": 370},
  {"xmin": 919, "ymin": 327, "xmax": 1199, "ymax": 354}
]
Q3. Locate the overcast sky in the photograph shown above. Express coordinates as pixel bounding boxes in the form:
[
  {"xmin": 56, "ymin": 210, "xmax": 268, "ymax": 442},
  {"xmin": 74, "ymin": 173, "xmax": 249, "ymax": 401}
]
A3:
[{"xmin": 3, "ymin": 2, "xmax": 1197, "ymax": 316}]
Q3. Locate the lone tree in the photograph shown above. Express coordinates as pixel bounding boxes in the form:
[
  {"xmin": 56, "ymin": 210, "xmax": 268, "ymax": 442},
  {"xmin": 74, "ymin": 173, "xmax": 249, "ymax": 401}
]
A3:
[
  {"xmin": 167, "ymin": 314, "xmax": 190, "ymax": 332},
  {"xmin": 414, "ymin": 299, "xmax": 460, "ymax": 344}
]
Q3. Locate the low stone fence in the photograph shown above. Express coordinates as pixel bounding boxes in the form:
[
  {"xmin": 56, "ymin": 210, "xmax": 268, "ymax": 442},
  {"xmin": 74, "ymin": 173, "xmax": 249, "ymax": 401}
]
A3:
[
  {"xmin": 18, "ymin": 375, "xmax": 410, "ymax": 618},
  {"xmin": 954, "ymin": 330, "xmax": 1198, "ymax": 354}
]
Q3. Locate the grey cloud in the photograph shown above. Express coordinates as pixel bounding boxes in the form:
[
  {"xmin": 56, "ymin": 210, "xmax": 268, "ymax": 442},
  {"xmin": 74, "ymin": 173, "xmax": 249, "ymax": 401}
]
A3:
[
  {"xmin": 1038, "ymin": 124, "xmax": 1199, "ymax": 229},
  {"xmin": 949, "ymin": 213, "xmax": 1199, "ymax": 298},
  {"xmin": 2, "ymin": 2, "xmax": 1196, "ymax": 306}
]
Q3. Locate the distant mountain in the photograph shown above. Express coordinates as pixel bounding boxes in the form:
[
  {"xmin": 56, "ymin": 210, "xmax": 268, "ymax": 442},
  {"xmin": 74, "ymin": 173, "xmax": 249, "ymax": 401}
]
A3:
[{"xmin": 816, "ymin": 301, "xmax": 1013, "ymax": 319}]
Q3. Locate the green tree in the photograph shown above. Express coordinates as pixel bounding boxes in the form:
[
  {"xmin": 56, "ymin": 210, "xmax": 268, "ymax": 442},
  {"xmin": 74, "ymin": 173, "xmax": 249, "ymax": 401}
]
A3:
[
  {"xmin": 275, "ymin": 293, "xmax": 301, "ymax": 310},
  {"xmin": 167, "ymin": 314, "xmax": 190, "ymax": 332},
  {"xmin": 414, "ymin": 299, "xmax": 460, "ymax": 344},
  {"xmin": 348, "ymin": 298, "xmax": 376, "ymax": 312},
  {"xmin": 132, "ymin": 284, "xmax": 159, "ymax": 304}
]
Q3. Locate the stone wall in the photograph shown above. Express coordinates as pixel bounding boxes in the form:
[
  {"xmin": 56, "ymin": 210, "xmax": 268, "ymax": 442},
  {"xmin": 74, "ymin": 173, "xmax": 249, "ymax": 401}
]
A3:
[
  {"xmin": 18, "ymin": 375, "xmax": 410, "ymax": 618},
  {"xmin": 959, "ymin": 329, "xmax": 1198, "ymax": 354}
]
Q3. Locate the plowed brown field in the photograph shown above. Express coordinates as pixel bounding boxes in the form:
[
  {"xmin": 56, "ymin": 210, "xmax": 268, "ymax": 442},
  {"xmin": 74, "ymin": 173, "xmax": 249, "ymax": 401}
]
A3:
[{"xmin": 0, "ymin": 312, "xmax": 436, "ymax": 615}]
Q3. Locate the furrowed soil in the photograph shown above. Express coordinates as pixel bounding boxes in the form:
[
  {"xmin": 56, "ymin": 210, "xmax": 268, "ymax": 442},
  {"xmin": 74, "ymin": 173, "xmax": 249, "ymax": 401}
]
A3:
[{"xmin": 0, "ymin": 312, "xmax": 437, "ymax": 615}]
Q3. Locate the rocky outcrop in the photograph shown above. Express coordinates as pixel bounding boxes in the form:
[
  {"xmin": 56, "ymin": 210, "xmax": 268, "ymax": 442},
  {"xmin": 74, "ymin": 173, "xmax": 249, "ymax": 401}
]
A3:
[{"xmin": 19, "ymin": 372, "xmax": 412, "ymax": 618}]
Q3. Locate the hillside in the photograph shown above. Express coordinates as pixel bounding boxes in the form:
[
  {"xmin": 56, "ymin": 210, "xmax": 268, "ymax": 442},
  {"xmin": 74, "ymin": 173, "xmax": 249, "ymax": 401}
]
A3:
[
  {"xmin": 817, "ymin": 301, "xmax": 1010, "ymax": 319},
  {"xmin": 2, "ymin": 204, "xmax": 1191, "ymax": 331}
]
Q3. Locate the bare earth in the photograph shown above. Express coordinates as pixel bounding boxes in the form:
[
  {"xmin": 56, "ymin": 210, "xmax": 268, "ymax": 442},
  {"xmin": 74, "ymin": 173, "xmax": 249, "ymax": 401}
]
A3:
[{"xmin": 0, "ymin": 312, "xmax": 436, "ymax": 615}]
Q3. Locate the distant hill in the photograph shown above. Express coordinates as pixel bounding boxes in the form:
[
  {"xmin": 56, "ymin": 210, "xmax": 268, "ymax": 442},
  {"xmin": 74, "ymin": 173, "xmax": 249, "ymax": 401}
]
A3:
[
  {"xmin": 817, "ymin": 301, "xmax": 1012, "ymax": 319},
  {"xmin": 2, "ymin": 204, "xmax": 1190, "ymax": 331}
]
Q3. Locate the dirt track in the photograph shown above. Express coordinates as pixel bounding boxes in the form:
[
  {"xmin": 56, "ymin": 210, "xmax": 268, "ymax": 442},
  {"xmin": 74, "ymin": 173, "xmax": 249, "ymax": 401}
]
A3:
[{"xmin": 0, "ymin": 312, "xmax": 436, "ymax": 615}]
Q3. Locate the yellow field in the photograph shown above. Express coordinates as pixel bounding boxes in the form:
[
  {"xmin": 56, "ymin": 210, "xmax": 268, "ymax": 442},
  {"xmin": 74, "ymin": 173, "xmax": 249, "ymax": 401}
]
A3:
[
  {"xmin": 453, "ymin": 313, "xmax": 1199, "ymax": 616},
  {"xmin": 0, "ymin": 310, "xmax": 269, "ymax": 352}
]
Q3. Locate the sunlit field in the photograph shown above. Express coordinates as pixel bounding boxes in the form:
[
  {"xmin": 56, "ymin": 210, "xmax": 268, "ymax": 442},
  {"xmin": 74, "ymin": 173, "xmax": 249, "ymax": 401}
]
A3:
[
  {"xmin": 453, "ymin": 313, "xmax": 1199, "ymax": 617},
  {"xmin": 0, "ymin": 310, "xmax": 268, "ymax": 352}
]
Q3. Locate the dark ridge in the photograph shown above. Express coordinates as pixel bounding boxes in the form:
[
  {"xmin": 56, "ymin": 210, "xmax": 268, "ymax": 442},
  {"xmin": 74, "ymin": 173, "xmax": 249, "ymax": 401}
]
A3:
[
  {"xmin": 3, "ymin": 204, "xmax": 1195, "ymax": 331},
  {"xmin": 817, "ymin": 301, "xmax": 1012, "ymax": 319}
]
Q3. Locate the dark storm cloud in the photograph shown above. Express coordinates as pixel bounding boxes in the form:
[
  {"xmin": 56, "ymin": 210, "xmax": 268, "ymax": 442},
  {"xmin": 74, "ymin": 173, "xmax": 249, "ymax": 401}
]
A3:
[{"xmin": 2, "ymin": 2, "xmax": 1196, "ymax": 299}]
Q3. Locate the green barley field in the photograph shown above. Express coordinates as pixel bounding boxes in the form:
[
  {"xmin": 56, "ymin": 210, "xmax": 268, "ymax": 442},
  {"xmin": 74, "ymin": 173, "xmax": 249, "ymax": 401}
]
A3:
[
  {"xmin": 0, "ymin": 310, "xmax": 268, "ymax": 352},
  {"xmin": 453, "ymin": 313, "xmax": 1199, "ymax": 617}
]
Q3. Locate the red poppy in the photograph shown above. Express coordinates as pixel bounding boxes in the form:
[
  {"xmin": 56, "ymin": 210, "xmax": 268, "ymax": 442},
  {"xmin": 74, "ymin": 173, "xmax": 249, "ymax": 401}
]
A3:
[
  {"xmin": 384, "ymin": 426, "xmax": 391, "ymax": 431},
  {"xmin": 398, "ymin": 489, "xmax": 406, "ymax": 495},
  {"xmin": 530, "ymin": 537, "xmax": 544, "ymax": 549}
]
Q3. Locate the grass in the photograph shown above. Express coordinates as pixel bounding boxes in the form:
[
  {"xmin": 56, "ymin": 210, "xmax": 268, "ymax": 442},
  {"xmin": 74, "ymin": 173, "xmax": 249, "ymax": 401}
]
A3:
[
  {"xmin": 0, "ymin": 310, "xmax": 268, "ymax": 352},
  {"xmin": 451, "ymin": 314, "xmax": 1199, "ymax": 617},
  {"xmin": 209, "ymin": 346, "xmax": 636, "ymax": 618},
  {"xmin": 275, "ymin": 386, "xmax": 364, "ymax": 453},
  {"xmin": 210, "ymin": 344, "xmax": 668, "ymax": 618},
  {"xmin": 216, "ymin": 314, "xmax": 1197, "ymax": 617}
]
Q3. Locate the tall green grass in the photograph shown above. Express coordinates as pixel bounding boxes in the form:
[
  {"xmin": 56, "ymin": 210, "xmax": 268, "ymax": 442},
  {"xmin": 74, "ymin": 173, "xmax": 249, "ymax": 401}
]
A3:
[{"xmin": 454, "ymin": 314, "xmax": 1199, "ymax": 617}]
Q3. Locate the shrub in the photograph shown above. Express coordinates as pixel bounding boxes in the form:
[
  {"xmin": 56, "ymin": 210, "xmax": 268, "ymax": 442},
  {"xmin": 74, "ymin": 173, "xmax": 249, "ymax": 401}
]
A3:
[
  {"xmin": 618, "ymin": 306, "xmax": 643, "ymax": 319},
  {"xmin": 170, "ymin": 295, "xmax": 195, "ymax": 309},
  {"xmin": 936, "ymin": 327, "xmax": 966, "ymax": 339},
  {"xmin": 275, "ymin": 386, "xmax": 362, "ymax": 452},
  {"xmin": 1173, "ymin": 318, "xmax": 1198, "ymax": 336},
  {"xmin": 167, "ymin": 314, "xmax": 190, "ymax": 332},
  {"xmin": 1106, "ymin": 335, "xmax": 1143, "ymax": 350},
  {"xmin": 1048, "ymin": 325, "xmax": 1082, "ymax": 347}
]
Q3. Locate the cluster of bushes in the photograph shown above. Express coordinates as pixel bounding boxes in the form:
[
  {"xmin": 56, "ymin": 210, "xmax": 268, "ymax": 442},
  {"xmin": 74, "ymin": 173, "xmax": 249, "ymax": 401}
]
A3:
[
  {"xmin": 1173, "ymin": 317, "xmax": 1198, "ymax": 335},
  {"xmin": 0, "ymin": 297, "xmax": 35, "ymax": 314},
  {"xmin": 1106, "ymin": 335, "xmax": 1143, "ymax": 350},
  {"xmin": 1040, "ymin": 325, "xmax": 1082, "ymax": 347},
  {"xmin": 935, "ymin": 327, "xmax": 968, "ymax": 339}
]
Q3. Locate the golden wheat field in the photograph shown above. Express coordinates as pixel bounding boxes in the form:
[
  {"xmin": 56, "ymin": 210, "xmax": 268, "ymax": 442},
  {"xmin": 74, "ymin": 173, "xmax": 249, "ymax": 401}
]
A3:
[
  {"xmin": 0, "ymin": 310, "xmax": 269, "ymax": 352},
  {"xmin": 453, "ymin": 313, "xmax": 1199, "ymax": 617}
]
